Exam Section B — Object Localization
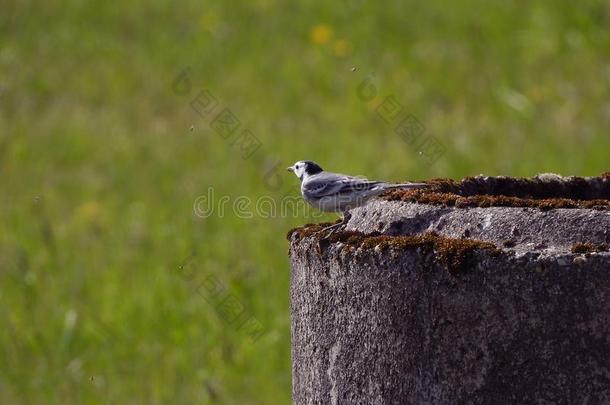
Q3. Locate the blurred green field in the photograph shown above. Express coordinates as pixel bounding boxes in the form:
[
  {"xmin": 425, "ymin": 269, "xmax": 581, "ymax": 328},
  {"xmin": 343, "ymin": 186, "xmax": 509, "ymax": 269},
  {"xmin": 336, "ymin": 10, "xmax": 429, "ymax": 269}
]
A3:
[{"xmin": 1, "ymin": 0, "xmax": 610, "ymax": 403}]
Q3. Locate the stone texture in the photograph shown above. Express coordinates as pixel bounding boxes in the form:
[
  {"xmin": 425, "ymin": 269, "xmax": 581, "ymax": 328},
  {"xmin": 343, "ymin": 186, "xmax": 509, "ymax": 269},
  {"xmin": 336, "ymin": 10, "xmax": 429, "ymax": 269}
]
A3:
[
  {"xmin": 289, "ymin": 193, "xmax": 610, "ymax": 404},
  {"xmin": 346, "ymin": 200, "xmax": 610, "ymax": 254}
]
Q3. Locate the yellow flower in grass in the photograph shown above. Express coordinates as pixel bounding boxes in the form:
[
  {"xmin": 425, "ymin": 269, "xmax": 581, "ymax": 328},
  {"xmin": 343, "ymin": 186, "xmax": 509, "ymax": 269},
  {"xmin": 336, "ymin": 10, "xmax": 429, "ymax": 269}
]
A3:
[
  {"xmin": 310, "ymin": 24, "xmax": 333, "ymax": 45},
  {"xmin": 333, "ymin": 39, "xmax": 352, "ymax": 57},
  {"xmin": 74, "ymin": 201, "xmax": 103, "ymax": 226}
]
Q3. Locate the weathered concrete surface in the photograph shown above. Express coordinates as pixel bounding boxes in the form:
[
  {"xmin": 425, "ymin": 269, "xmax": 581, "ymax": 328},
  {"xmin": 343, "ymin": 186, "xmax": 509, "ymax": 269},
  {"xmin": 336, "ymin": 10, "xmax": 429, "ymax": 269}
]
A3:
[
  {"xmin": 346, "ymin": 200, "xmax": 610, "ymax": 254},
  {"xmin": 289, "ymin": 176, "xmax": 610, "ymax": 404},
  {"xmin": 290, "ymin": 239, "xmax": 610, "ymax": 404}
]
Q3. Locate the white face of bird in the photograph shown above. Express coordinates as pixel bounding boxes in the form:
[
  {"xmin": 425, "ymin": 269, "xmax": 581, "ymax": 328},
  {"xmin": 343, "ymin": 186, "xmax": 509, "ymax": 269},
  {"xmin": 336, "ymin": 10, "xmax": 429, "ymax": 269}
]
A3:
[
  {"xmin": 287, "ymin": 161, "xmax": 307, "ymax": 180},
  {"xmin": 287, "ymin": 160, "xmax": 323, "ymax": 181}
]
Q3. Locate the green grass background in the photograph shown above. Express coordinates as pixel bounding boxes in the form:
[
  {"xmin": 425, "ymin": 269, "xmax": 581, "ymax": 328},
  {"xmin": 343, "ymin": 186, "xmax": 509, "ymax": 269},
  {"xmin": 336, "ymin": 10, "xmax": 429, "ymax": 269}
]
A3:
[{"xmin": 1, "ymin": 0, "xmax": 609, "ymax": 403}]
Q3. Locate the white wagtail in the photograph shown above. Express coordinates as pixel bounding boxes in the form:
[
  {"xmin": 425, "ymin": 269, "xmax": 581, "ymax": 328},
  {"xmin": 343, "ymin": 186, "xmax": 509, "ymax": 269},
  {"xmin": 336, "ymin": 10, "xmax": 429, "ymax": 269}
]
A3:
[{"xmin": 287, "ymin": 160, "xmax": 429, "ymax": 234}]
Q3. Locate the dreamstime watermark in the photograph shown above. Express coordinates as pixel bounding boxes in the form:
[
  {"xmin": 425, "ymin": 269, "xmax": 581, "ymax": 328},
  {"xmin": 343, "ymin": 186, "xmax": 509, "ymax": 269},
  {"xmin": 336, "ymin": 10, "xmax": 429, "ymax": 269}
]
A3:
[
  {"xmin": 176, "ymin": 253, "xmax": 266, "ymax": 343},
  {"xmin": 170, "ymin": 65, "xmax": 438, "ymax": 221},
  {"xmin": 356, "ymin": 74, "xmax": 447, "ymax": 166},
  {"xmin": 193, "ymin": 187, "xmax": 375, "ymax": 219}
]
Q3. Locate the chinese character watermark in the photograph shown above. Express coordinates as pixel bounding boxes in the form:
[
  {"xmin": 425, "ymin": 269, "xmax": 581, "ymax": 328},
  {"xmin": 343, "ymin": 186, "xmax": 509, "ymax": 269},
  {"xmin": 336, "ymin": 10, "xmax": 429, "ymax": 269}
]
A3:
[
  {"xmin": 176, "ymin": 253, "xmax": 266, "ymax": 343},
  {"xmin": 356, "ymin": 74, "xmax": 447, "ymax": 166},
  {"xmin": 172, "ymin": 67, "xmax": 262, "ymax": 160}
]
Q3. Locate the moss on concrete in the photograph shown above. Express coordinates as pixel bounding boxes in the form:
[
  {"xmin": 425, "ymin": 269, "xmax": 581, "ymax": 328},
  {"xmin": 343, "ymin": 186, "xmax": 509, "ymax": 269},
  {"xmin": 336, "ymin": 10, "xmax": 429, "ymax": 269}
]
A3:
[
  {"xmin": 383, "ymin": 173, "xmax": 610, "ymax": 210},
  {"xmin": 571, "ymin": 242, "xmax": 609, "ymax": 254},
  {"xmin": 288, "ymin": 224, "xmax": 499, "ymax": 272}
]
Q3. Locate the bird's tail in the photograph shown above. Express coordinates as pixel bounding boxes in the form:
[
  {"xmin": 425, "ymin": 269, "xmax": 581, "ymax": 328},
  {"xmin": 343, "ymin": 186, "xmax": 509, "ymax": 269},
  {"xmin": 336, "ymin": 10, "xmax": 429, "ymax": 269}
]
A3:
[{"xmin": 384, "ymin": 182, "xmax": 429, "ymax": 190}]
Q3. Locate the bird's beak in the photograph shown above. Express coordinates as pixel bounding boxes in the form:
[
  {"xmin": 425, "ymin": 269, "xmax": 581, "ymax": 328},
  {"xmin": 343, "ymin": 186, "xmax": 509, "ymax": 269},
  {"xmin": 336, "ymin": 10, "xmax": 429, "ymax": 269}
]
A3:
[{"xmin": 287, "ymin": 166, "xmax": 294, "ymax": 172}]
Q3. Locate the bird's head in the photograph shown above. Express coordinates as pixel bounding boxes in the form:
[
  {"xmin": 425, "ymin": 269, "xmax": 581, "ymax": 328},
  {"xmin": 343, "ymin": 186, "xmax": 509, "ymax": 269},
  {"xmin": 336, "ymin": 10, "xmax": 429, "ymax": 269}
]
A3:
[{"xmin": 287, "ymin": 160, "xmax": 324, "ymax": 181}]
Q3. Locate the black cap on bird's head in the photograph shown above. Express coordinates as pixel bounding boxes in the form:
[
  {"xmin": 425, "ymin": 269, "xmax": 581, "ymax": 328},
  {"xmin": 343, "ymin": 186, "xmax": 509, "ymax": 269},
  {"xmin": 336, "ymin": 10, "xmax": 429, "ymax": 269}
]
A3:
[
  {"xmin": 301, "ymin": 160, "xmax": 323, "ymax": 174},
  {"xmin": 287, "ymin": 160, "xmax": 324, "ymax": 180}
]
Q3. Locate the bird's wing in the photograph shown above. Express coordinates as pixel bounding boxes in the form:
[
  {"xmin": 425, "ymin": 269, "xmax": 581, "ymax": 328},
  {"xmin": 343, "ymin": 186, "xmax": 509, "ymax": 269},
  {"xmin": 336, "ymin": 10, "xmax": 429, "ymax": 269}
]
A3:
[{"xmin": 303, "ymin": 173, "xmax": 384, "ymax": 198}]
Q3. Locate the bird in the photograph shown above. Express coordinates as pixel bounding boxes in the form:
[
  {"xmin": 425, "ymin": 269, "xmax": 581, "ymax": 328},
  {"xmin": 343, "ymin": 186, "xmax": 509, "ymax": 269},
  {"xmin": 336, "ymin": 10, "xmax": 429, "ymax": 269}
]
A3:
[{"xmin": 287, "ymin": 160, "xmax": 429, "ymax": 235}]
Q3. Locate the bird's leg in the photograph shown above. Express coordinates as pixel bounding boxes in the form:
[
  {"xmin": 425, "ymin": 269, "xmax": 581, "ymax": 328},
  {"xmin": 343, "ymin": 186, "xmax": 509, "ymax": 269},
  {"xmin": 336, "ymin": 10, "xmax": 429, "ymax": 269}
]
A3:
[{"xmin": 317, "ymin": 210, "xmax": 352, "ymax": 237}]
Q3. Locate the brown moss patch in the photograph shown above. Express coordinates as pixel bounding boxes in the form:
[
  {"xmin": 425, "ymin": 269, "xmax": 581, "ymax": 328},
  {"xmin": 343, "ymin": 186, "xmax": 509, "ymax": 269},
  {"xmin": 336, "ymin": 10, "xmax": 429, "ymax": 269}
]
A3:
[
  {"xmin": 384, "ymin": 189, "xmax": 610, "ymax": 211},
  {"xmin": 287, "ymin": 221, "xmax": 340, "ymax": 241},
  {"xmin": 289, "ymin": 224, "xmax": 499, "ymax": 272},
  {"xmin": 383, "ymin": 174, "xmax": 610, "ymax": 210},
  {"xmin": 571, "ymin": 242, "xmax": 609, "ymax": 254}
]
